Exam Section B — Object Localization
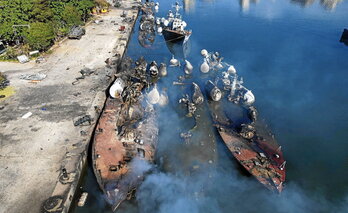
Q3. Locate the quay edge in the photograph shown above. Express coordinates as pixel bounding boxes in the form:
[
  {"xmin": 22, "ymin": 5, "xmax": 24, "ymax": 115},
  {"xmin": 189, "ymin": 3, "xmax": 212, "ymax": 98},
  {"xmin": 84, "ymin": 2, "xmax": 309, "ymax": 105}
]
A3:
[{"xmin": 41, "ymin": 3, "xmax": 140, "ymax": 213}]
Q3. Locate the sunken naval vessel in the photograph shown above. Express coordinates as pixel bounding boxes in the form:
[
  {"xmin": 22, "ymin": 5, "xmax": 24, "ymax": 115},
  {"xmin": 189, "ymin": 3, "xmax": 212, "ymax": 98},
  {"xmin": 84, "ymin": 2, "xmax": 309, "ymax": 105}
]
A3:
[
  {"xmin": 200, "ymin": 50, "xmax": 286, "ymax": 192},
  {"xmin": 138, "ymin": 1, "xmax": 157, "ymax": 48},
  {"xmin": 92, "ymin": 57, "xmax": 159, "ymax": 211},
  {"xmin": 160, "ymin": 2, "xmax": 191, "ymax": 43}
]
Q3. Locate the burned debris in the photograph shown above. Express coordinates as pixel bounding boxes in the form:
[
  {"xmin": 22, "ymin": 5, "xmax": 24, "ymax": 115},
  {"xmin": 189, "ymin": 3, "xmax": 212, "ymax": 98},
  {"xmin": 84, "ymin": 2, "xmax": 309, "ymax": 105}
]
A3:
[
  {"xmin": 74, "ymin": 115, "xmax": 92, "ymax": 126},
  {"xmin": 149, "ymin": 61, "xmax": 159, "ymax": 77},
  {"xmin": 138, "ymin": 2, "xmax": 157, "ymax": 48},
  {"xmin": 158, "ymin": 62, "xmax": 167, "ymax": 77},
  {"xmin": 89, "ymin": 2, "xmax": 286, "ymax": 211},
  {"xmin": 0, "ymin": 73, "xmax": 9, "ymax": 90},
  {"xmin": 92, "ymin": 56, "xmax": 160, "ymax": 211},
  {"xmin": 195, "ymin": 48, "xmax": 285, "ymax": 192},
  {"xmin": 192, "ymin": 82, "xmax": 204, "ymax": 105}
]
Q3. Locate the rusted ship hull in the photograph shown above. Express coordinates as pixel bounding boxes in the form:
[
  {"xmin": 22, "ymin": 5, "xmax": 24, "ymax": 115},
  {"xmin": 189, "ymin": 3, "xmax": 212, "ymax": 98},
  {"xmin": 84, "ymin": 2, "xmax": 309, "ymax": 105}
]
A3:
[
  {"xmin": 209, "ymin": 101, "xmax": 286, "ymax": 193},
  {"xmin": 92, "ymin": 97, "xmax": 158, "ymax": 211}
]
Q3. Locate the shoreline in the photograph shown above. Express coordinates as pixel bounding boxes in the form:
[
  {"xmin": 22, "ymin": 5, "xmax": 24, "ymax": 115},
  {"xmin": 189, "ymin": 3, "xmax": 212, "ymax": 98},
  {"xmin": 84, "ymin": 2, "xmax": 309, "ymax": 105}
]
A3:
[{"xmin": 0, "ymin": 1, "xmax": 140, "ymax": 213}]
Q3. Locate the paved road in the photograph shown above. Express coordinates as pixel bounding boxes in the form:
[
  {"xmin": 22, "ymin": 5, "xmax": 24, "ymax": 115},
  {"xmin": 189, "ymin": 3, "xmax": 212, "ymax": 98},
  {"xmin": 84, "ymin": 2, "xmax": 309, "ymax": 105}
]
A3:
[{"xmin": 0, "ymin": 2, "xmax": 139, "ymax": 213}]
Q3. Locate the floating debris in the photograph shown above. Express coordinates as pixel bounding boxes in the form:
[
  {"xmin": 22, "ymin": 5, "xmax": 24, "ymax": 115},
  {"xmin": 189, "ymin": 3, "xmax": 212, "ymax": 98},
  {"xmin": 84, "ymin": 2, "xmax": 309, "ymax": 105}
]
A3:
[
  {"xmin": 159, "ymin": 63, "xmax": 167, "ymax": 77},
  {"xmin": 187, "ymin": 102, "xmax": 196, "ymax": 117},
  {"xmin": 180, "ymin": 131, "xmax": 192, "ymax": 143},
  {"xmin": 200, "ymin": 59, "xmax": 209, "ymax": 73},
  {"xmin": 179, "ymin": 94, "xmax": 197, "ymax": 117},
  {"xmin": 243, "ymin": 89, "xmax": 255, "ymax": 105},
  {"xmin": 169, "ymin": 55, "xmax": 180, "ymax": 67},
  {"xmin": 138, "ymin": 1, "xmax": 156, "ymax": 48},
  {"xmin": 147, "ymin": 84, "xmax": 160, "ymax": 105},
  {"xmin": 201, "ymin": 49, "xmax": 208, "ymax": 57},
  {"xmin": 158, "ymin": 91, "xmax": 169, "ymax": 106},
  {"xmin": 206, "ymin": 80, "xmax": 222, "ymax": 101},
  {"xmin": 192, "ymin": 82, "xmax": 204, "ymax": 105},
  {"xmin": 154, "ymin": 2, "xmax": 159, "ymax": 12},
  {"xmin": 248, "ymin": 106, "xmax": 258, "ymax": 123},
  {"xmin": 227, "ymin": 65, "xmax": 237, "ymax": 74},
  {"xmin": 78, "ymin": 192, "xmax": 88, "ymax": 207},
  {"xmin": 184, "ymin": 59, "xmax": 193, "ymax": 75},
  {"xmin": 149, "ymin": 61, "xmax": 159, "ymax": 77}
]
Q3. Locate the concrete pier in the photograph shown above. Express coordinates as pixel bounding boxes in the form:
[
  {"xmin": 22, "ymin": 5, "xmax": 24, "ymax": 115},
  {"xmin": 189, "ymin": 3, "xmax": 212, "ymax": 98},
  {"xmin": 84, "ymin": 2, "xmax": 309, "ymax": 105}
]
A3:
[{"xmin": 0, "ymin": 1, "xmax": 139, "ymax": 212}]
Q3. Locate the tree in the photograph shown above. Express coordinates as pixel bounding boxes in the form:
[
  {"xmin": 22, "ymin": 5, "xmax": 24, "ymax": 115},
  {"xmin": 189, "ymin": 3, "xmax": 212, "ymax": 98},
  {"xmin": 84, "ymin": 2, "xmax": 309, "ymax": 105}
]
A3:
[
  {"xmin": 0, "ymin": 0, "xmax": 33, "ymax": 44},
  {"xmin": 30, "ymin": 0, "xmax": 53, "ymax": 23},
  {"xmin": 62, "ymin": 3, "xmax": 82, "ymax": 27},
  {"xmin": 25, "ymin": 22, "xmax": 55, "ymax": 51},
  {"xmin": 74, "ymin": 0, "xmax": 95, "ymax": 22},
  {"xmin": 0, "ymin": 0, "xmax": 95, "ymax": 48},
  {"xmin": 95, "ymin": 0, "xmax": 110, "ymax": 8}
]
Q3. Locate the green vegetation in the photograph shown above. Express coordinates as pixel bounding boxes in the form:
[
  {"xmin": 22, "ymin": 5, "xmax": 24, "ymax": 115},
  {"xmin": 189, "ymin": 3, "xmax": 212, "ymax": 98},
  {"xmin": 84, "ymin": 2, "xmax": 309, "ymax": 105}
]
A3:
[
  {"xmin": 26, "ymin": 22, "xmax": 55, "ymax": 50},
  {"xmin": 0, "ymin": 0, "xmax": 96, "ymax": 54}
]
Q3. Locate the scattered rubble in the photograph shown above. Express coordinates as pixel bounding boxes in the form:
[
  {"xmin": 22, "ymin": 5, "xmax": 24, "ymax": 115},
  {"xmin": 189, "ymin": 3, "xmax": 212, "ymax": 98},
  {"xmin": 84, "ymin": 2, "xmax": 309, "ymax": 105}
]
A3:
[
  {"xmin": 180, "ymin": 131, "xmax": 192, "ymax": 144},
  {"xmin": 35, "ymin": 56, "xmax": 46, "ymax": 64},
  {"xmin": 192, "ymin": 82, "xmax": 204, "ymax": 105},
  {"xmin": 93, "ymin": 56, "xmax": 160, "ymax": 211},
  {"xmin": 74, "ymin": 115, "xmax": 92, "ymax": 126},
  {"xmin": 17, "ymin": 55, "xmax": 29, "ymax": 63},
  {"xmin": 21, "ymin": 112, "xmax": 33, "ymax": 119},
  {"xmin": 0, "ymin": 72, "xmax": 9, "ymax": 90},
  {"xmin": 19, "ymin": 73, "xmax": 46, "ymax": 81},
  {"xmin": 77, "ymin": 192, "xmax": 88, "ymax": 207}
]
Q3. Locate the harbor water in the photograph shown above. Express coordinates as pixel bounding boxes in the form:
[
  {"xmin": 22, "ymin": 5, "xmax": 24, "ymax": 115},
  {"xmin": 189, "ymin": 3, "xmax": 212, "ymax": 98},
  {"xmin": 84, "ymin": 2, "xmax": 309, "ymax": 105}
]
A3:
[{"xmin": 72, "ymin": 0, "xmax": 348, "ymax": 212}]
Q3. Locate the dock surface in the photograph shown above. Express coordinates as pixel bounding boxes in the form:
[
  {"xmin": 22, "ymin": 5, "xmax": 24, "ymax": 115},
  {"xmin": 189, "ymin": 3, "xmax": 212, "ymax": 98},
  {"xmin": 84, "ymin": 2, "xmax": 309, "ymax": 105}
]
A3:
[{"xmin": 0, "ymin": 2, "xmax": 139, "ymax": 213}]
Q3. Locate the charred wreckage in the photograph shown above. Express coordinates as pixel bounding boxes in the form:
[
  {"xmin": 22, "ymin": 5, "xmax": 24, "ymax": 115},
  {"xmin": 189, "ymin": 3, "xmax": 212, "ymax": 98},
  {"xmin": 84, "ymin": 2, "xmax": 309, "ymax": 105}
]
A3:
[{"xmin": 91, "ymin": 1, "xmax": 286, "ymax": 212}]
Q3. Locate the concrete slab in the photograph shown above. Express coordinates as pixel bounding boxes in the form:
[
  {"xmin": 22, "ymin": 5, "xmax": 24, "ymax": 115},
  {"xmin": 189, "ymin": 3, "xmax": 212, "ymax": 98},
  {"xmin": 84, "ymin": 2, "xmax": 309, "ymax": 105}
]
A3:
[{"xmin": 0, "ymin": 1, "xmax": 140, "ymax": 213}]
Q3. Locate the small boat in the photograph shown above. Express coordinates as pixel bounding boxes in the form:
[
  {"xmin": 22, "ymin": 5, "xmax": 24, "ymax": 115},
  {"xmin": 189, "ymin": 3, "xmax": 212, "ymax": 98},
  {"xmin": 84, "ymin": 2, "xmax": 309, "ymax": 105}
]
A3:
[{"xmin": 162, "ymin": 2, "xmax": 191, "ymax": 43}]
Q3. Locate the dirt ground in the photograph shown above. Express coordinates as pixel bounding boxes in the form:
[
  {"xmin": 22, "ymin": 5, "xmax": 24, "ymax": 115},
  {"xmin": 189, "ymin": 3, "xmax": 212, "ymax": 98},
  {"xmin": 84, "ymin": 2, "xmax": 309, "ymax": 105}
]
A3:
[{"xmin": 0, "ymin": 2, "xmax": 139, "ymax": 213}]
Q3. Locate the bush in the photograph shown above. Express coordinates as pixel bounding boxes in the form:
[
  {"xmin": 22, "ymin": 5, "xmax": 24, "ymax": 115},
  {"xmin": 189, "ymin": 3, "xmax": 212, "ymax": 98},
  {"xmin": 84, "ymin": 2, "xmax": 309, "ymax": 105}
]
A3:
[
  {"xmin": 0, "ymin": 44, "xmax": 31, "ymax": 60},
  {"xmin": 62, "ymin": 4, "xmax": 82, "ymax": 27},
  {"xmin": 3, "ymin": 46, "xmax": 20, "ymax": 59},
  {"xmin": 25, "ymin": 22, "xmax": 55, "ymax": 51},
  {"xmin": 95, "ymin": 0, "xmax": 110, "ymax": 7}
]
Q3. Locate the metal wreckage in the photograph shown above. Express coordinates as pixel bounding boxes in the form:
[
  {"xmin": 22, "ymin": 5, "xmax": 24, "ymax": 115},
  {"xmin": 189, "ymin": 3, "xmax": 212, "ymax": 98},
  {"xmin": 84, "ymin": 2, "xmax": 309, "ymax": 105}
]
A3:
[
  {"xmin": 138, "ymin": 1, "xmax": 157, "ymax": 48},
  {"xmin": 93, "ymin": 56, "xmax": 286, "ymax": 211},
  {"xmin": 92, "ymin": 2, "xmax": 286, "ymax": 212},
  {"xmin": 179, "ymin": 49, "xmax": 286, "ymax": 193},
  {"xmin": 92, "ymin": 56, "xmax": 159, "ymax": 211}
]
